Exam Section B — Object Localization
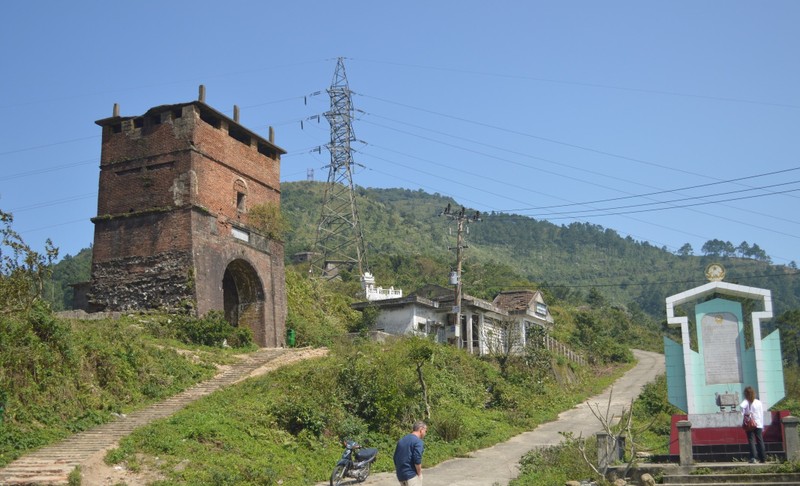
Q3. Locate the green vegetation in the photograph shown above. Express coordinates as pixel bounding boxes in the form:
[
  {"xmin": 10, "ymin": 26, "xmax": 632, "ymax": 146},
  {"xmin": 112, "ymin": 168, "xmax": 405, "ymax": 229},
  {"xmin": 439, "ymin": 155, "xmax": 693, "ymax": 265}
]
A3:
[
  {"xmin": 0, "ymin": 308, "xmax": 258, "ymax": 467},
  {"xmin": 4, "ymin": 180, "xmax": 800, "ymax": 485},
  {"xmin": 511, "ymin": 433, "xmax": 603, "ymax": 486},
  {"xmin": 104, "ymin": 338, "xmax": 628, "ymax": 485},
  {"xmin": 1, "ymin": 210, "xmax": 58, "ymax": 314},
  {"xmin": 629, "ymin": 374, "xmax": 681, "ymax": 455},
  {"xmin": 281, "ymin": 181, "xmax": 800, "ymax": 317},
  {"xmin": 248, "ymin": 202, "xmax": 289, "ymax": 241},
  {"xmin": 45, "ymin": 247, "xmax": 91, "ymax": 311}
]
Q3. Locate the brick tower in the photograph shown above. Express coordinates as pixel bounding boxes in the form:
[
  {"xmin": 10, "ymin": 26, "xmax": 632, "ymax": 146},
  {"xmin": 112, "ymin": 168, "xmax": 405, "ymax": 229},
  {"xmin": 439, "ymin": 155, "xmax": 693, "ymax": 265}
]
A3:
[{"xmin": 88, "ymin": 88, "xmax": 287, "ymax": 347}]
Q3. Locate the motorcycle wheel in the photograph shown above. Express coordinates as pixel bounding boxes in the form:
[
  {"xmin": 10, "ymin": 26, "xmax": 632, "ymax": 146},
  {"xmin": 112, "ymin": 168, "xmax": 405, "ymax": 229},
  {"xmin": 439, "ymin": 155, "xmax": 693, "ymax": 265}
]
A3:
[
  {"xmin": 330, "ymin": 464, "xmax": 347, "ymax": 486},
  {"xmin": 356, "ymin": 462, "xmax": 371, "ymax": 482}
]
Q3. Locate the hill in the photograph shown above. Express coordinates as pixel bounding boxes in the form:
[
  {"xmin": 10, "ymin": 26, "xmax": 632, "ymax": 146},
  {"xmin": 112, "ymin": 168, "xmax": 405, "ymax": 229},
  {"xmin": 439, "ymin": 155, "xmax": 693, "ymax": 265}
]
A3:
[
  {"xmin": 44, "ymin": 181, "xmax": 798, "ymax": 318},
  {"xmin": 282, "ymin": 181, "xmax": 800, "ymax": 317}
]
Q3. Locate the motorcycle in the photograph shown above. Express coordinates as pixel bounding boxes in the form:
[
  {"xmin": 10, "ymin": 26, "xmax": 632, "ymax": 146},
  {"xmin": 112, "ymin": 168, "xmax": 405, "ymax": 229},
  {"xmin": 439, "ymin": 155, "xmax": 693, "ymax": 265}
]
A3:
[{"xmin": 330, "ymin": 439, "xmax": 378, "ymax": 486}]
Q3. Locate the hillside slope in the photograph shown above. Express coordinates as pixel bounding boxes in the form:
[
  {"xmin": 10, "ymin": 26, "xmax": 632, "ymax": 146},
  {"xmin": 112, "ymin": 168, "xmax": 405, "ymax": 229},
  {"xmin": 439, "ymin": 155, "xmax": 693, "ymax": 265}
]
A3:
[{"xmin": 282, "ymin": 181, "xmax": 800, "ymax": 317}]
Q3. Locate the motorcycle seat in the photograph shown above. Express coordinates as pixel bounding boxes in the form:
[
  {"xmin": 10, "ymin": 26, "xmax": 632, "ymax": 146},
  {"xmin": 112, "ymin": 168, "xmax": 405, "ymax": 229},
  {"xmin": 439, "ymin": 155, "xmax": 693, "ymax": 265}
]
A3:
[{"xmin": 355, "ymin": 447, "xmax": 378, "ymax": 461}]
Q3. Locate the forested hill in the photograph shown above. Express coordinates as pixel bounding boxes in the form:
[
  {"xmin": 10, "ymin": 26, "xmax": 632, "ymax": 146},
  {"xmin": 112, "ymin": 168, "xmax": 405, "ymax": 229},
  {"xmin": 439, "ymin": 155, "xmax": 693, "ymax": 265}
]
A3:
[
  {"xmin": 46, "ymin": 181, "xmax": 798, "ymax": 318},
  {"xmin": 282, "ymin": 181, "xmax": 800, "ymax": 317}
]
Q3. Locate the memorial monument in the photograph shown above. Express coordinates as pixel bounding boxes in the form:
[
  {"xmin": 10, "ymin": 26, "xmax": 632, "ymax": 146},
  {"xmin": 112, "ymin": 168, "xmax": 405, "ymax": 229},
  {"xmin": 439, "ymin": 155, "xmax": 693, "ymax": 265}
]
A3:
[{"xmin": 664, "ymin": 263, "xmax": 786, "ymax": 457}]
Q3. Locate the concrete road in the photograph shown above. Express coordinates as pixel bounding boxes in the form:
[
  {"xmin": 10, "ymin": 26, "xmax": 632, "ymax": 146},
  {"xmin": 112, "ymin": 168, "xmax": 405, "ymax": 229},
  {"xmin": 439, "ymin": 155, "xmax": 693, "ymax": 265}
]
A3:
[{"xmin": 326, "ymin": 349, "xmax": 664, "ymax": 486}]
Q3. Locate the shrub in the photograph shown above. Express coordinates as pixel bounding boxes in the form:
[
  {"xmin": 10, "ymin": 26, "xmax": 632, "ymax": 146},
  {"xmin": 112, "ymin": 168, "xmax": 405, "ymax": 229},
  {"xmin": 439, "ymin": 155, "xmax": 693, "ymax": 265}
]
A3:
[
  {"xmin": 432, "ymin": 415, "xmax": 464, "ymax": 442},
  {"xmin": 173, "ymin": 311, "xmax": 252, "ymax": 348},
  {"xmin": 0, "ymin": 210, "xmax": 58, "ymax": 315}
]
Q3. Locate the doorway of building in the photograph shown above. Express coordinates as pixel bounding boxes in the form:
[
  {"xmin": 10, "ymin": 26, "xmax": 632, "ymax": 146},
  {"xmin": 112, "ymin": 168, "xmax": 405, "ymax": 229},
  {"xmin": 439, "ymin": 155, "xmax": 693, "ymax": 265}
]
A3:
[{"xmin": 222, "ymin": 259, "xmax": 266, "ymax": 346}]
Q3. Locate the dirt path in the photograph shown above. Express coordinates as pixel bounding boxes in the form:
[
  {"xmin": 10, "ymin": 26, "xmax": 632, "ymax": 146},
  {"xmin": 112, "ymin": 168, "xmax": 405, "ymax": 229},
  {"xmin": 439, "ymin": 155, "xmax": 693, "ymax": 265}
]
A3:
[
  {"xmin": 1, "ymin": 348, "xmax": 663, "ymax": 486},
  {"xmin": 0, "ymin": 347, "xmax": 327, "ymax": 486}
]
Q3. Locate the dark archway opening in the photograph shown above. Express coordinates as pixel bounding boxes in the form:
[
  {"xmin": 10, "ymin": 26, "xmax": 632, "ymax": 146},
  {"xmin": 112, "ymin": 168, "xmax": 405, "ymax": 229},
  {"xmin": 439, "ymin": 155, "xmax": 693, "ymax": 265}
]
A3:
[{"xmin": 222, "ymin": 259, "xmax": 266, "ymax": 345}]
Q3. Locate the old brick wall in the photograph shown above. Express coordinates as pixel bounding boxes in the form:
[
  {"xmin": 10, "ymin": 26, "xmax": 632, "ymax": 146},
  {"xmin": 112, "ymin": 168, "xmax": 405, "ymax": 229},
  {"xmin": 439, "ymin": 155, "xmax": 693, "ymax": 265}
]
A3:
[
  {"xmin": 92, "ymin": 209, "xmax": 192, "ymax": 261},
  {"xmin": 189, "ymin": 107, "xmax": 280, "ymax": 225},
  {"xmin": 190, "ymin": 211, "xmax": 286, "ymax": 347},
  {"xmin": 89, "ymin": 100, "xmax": 286, "ymax": 347},
  {"xmin": 96, "ymin": 107, "xmax": 196, "ymax": 217}
]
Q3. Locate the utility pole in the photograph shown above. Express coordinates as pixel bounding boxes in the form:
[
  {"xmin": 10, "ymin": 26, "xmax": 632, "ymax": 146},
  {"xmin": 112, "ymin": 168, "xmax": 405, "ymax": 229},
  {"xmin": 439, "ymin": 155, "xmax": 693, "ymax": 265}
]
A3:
[
  {"xmin": 310, "ymin": 57, "xmax": 367, "ymax": 279},
  {"xmin": 442, "ymin": 204, "xmax": 480, "ymax": 351}
]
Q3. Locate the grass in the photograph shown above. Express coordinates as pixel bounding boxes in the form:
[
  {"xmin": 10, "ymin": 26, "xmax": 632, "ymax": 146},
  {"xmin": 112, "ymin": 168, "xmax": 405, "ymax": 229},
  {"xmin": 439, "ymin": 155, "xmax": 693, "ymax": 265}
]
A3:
[
  {"xmin": 104, "ymin": 338, "xmax": 630, "ymax": 485},
  {"xmin": 0, "ymin": 310, "xmax": 254, "ymax": 468}
]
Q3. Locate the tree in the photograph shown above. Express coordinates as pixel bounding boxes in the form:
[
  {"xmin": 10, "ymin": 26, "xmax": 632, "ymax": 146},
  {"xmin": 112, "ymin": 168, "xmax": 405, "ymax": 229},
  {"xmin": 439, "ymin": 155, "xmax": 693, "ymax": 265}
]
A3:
[
  {"xmin": 408, "ymin": 339, "xmax": 435, "ymax": 420},
  {"xmin": 247, "ymin": 202, "xmax": 288, "ymax": 240},
  {"xmin": 676, "ymin": 243, "xmax": 693, "ymax": 257},
  {"xmin": 586, "ymin": 287, "xmax": 606, "ymax": 307},
  {"xmin": 744, "ymin": 243, "xmax": 770, "ymax": 263},
  {"xmin": 775, "ymin": 310, "xmax": 800, "ymax": 366},
  {"xmin": 485, "ymin": 316, "xmax": 525, "ymax": 377},
  {"xmin": 736, "ymin": 241, "xmax": 751, "ymax": 258},
  {"xmin": 1, "ymin": 210, "xmax": 58, "ymax": 314},
  {"xmin": 701, "ymin": 239, "xmax": 735, "ymax": 257}
]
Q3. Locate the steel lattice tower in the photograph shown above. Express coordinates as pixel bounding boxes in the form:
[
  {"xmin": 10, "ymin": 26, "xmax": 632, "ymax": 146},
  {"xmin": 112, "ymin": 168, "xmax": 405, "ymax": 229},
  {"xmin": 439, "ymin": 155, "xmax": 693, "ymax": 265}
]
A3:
[{"xmin": 310, "ymin": 58, "xmax": 367, "ymax": 279}]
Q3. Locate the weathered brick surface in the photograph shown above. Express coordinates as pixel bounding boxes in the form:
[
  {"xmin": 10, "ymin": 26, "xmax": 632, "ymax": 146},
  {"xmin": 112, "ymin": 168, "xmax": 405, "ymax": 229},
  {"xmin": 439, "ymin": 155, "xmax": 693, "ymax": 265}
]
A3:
[{"xmin": 88, "ymin": 100, "xmax": 287, "ymax": 346}]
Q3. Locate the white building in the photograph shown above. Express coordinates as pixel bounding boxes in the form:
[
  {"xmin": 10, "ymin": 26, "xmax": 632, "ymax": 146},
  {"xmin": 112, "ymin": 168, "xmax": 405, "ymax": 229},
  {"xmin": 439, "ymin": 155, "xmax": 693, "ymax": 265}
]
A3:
[{"xmin": 352, "ymin": 285, "xmax": 555, "ymax": 356}]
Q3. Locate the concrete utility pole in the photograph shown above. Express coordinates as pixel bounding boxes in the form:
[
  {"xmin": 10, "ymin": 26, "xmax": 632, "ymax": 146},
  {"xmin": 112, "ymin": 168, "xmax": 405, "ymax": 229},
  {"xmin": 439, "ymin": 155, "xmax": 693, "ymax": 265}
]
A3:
[{"xmin": 442, "ymin": 204, "xmax": 480, "ymax": 350}]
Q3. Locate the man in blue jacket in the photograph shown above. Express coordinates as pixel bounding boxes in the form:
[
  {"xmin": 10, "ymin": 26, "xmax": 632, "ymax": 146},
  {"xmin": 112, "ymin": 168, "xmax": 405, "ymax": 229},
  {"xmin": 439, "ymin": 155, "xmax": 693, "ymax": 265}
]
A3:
[{"xmin": 393, "ymin": 421, "xmax": 427, "ymax": 485}]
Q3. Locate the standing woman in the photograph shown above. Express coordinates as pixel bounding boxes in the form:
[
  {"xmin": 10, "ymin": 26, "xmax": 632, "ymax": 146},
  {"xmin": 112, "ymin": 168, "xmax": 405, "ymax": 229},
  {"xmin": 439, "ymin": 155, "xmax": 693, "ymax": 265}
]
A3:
[{"xmin": 741, "ymin": 386, "xmax": 766, "ymax": 463}]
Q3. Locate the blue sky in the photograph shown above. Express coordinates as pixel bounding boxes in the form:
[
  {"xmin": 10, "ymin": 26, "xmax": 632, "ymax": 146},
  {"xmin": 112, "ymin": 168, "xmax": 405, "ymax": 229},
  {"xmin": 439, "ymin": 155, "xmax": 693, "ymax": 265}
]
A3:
[{"xmin": 2, "ymin": 1, "xmax": 799, "ymax": 269}]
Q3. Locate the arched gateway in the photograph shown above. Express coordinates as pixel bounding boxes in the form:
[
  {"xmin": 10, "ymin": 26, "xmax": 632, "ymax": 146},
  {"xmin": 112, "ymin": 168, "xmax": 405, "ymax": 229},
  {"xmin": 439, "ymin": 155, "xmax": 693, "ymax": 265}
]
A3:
[
  {"xmin": 86, "ymin": 92, "xmax": 287, "ymax": 347},
  {"xmin": 223, "ymin": 259, "xmax": 265, "ymax": 343}
]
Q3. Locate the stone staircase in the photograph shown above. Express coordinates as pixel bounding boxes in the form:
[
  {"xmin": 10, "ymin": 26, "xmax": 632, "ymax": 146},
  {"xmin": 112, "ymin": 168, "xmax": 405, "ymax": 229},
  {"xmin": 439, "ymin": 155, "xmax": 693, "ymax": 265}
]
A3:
[
  {"xmin": 661, "ymin": 464, "xmax": 800, "ymax": 485},
  {"xmin": 612, "ymin": 463, "xmax": 800, "ymax": 486},
  {"xmin": 0, "ymin": 347, "xmax": 289, "ymax": 485}
]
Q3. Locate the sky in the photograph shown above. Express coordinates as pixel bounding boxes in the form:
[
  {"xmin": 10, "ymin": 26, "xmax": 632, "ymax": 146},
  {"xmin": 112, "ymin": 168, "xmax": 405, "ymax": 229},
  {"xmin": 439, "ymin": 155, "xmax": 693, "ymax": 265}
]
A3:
[{"xmin": 2, "ymin": 1, "xmax": 799, "ymax": 269}]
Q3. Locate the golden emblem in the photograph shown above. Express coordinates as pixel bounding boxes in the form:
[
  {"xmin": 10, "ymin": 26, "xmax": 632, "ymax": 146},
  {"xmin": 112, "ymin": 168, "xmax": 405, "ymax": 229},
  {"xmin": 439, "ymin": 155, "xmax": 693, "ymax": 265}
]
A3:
[{"xmin": 705, "ymin": 263, "xmax": 726, "ymax": 282}]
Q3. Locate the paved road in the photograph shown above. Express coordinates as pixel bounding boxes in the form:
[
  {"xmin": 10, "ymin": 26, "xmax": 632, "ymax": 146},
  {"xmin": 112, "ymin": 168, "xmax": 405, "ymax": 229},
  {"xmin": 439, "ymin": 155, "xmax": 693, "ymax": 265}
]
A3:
[{"xmin": 334, "ymin": 349, "xmax": 665, "ymax": 486}]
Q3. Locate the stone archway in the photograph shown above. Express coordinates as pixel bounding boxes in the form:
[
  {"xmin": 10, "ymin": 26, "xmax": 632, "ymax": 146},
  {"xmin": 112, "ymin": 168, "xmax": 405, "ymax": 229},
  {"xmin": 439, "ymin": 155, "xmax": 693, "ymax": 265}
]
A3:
[{"xmin": 222, "ymin": 259, "xmax": 266, "ymax": 346}]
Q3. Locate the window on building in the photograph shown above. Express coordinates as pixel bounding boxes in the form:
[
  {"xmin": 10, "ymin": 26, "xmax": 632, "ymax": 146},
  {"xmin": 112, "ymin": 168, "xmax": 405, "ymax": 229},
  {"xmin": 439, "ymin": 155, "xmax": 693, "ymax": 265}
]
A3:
[
  {"xmin": 535, "ymin": 302, "xmax": 548, "ymax": 317},
  {"xmin": 234, "ymin": 179, "xmax": 247, "ymax": 212}
]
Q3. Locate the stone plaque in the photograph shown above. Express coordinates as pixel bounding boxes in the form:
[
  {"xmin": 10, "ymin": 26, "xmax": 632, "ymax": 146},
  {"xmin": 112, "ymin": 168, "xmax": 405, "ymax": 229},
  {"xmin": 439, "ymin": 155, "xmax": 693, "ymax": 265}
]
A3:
[{"xmin": 702, "ymin": 312, "xmax": 742, "ymax": 385}]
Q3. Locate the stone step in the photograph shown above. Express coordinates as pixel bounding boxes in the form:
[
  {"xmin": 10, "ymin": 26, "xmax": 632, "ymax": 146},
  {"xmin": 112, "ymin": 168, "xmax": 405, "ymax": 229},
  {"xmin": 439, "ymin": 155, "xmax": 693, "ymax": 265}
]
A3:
[
  {"xmin": 662, "ymin": 472, "xmax": 800, "ymax": 485},
  {"xmin": 0, "ymin": 347, "xmax": 292, "ymax": 485},
  {"xmin": 664, "ymin": 482, "xmax": 800, "ymax": 486}
]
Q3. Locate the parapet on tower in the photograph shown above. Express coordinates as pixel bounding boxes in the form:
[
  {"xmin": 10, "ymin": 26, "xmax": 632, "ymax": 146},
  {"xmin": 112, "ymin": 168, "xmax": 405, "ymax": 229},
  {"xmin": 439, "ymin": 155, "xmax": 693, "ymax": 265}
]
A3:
[{"xmin": 87, "ymin": 86, "xmax": 287, "ymax": 347}]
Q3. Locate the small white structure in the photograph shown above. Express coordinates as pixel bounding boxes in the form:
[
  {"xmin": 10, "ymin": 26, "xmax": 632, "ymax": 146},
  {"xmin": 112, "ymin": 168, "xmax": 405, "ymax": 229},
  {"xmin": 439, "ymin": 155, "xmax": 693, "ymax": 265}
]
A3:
[{"xmin": 361, "ymin": 272, "xmax": 403, "ymax": 301}]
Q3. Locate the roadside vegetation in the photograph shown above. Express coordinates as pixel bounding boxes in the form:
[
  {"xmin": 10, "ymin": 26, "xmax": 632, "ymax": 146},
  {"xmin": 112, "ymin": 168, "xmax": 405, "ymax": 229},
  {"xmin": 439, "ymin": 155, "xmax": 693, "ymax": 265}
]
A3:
[
  {"xmin": 5, "ymin": 191, "xmax": 800, "ymax": 486},
  {"xmin": 0, "ymin": 309, "xmax": 256, "ymax": 468},
  {"xmin": 104, "ymin": 337, "xmax": 629, "ymax": 484},
  {"xmin": 512, "ymin": 368, "xmax": 800, "ymax": 485}
]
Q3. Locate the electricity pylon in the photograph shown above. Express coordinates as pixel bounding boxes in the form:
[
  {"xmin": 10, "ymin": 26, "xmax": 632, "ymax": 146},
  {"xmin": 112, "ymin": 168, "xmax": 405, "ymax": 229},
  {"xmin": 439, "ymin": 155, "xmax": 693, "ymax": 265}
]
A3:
[{"xmin": 310, "ymin": 58, "xmax": 367, "ymax": 279}]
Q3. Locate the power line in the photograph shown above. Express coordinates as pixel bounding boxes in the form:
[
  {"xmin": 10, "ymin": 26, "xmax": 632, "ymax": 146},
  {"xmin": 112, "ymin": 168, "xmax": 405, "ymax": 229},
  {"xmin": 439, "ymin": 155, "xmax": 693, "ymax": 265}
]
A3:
[
  {"xmin": 357, "ymin": 92, "xmax": 800, "ymax": 201},
  {"xmin": 0, "ymin": 159, "xmax": 97, "ymax": 182},
  {"xmin": 351, "ymin": 58, "xmax": 800, "ymax": 111},
  {"xmin": 357, "ymin": 116, "xmax": 800, "ymax": 234},
  {"xmin": 0, "ymin": 59, "xmax": 330, "ymax": 111},
  {"xmin": 538, "ymin": 269, "xmax": 800, "ymax": 291},
  {"xmin": 8, "ymin": 193, "xmax": 97, "ymax": 213},
  {"xmin": 517, "ymin": 180, "xmax": 800, "ymax": 218},
  {"xmin": 0, "ymin": 135, "xmax": 100, "ymax": 157}
]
